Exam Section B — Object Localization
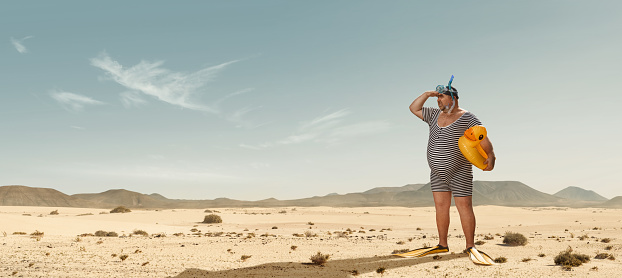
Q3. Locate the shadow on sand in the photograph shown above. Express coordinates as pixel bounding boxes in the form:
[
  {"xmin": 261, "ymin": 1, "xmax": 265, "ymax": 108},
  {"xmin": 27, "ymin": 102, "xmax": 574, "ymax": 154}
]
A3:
[{"xmin": 170, "ymin": 253, "xmax": 467, "ymax": 278}]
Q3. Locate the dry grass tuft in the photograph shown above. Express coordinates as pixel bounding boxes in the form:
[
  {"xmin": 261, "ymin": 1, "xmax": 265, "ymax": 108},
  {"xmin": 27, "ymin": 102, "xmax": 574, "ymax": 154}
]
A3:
[
  {"xmin": 132, "ymin": 230, "xmax": 149, "ymax": 236},
  {"xmin": 494, "ymin": 257, "xmax": 507, "ymax": 263},
  {"xmin": 600, "ymin": 238, "xmax": 611, "ymax": 243},
  {"xmin": 110, "ymin": 206, "xmax": 131, "ymax": 213},
  {"xmin": 554, "ymin": 247, "xmax": 590, "ymax": 267},
  {"xmin": 49, "ymin": 210, "xmax": 59, "ymax": 215},
  {"xmin": 594, "ymin": 253, "xmax": 610, "ymax": 259},
  {"xmin": 310, "ymin": 251, "xmax": 330, "ymax": 266},
  {"xmin": 203, "ymin": 214, "xmax": 222, "ymax": 224},
  {"xmin": 475, "ymin": 240, "xmax": 485, "ymax": 245},
  {"xmin": 304, "ymin": 230, "xmax": 317, "ymax": 238},
  {"xmin": 95, "ymin": 230, "xmax": 118, "ymax": 237},
  {"xmin": 503, "ymin": 231, "xmax": 527, "ymax": 246}
]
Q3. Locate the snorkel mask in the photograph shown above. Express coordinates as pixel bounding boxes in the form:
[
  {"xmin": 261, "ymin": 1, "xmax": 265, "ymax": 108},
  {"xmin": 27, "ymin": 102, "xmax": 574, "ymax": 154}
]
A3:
[{"xmin": 436, "ymin": 75, "xmax": 458, "ymax": 113}]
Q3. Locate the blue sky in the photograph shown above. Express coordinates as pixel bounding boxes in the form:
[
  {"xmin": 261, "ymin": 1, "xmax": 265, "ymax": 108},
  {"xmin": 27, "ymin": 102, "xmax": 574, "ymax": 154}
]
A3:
[{"xmin": 3, "ymin": 1, "xmax": 621, "ymax": 200}]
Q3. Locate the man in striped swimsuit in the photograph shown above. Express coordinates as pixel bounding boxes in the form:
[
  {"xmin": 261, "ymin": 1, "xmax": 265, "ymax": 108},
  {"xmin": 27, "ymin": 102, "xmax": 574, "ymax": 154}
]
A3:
[{"xmin": 409, "ymin": 87, "xmax": 496, "ymax": 254}]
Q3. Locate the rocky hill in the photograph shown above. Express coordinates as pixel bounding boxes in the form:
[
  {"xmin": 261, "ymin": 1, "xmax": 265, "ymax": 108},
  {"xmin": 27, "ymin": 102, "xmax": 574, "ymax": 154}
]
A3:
[{"xmin": 553, "ymin": 186, "xmax": 608, "ymax": 201}]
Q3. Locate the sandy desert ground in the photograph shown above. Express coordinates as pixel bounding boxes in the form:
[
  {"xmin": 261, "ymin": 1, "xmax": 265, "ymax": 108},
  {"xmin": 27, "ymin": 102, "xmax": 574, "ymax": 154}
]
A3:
[{"xmin": 1, "ymin": 205, "xmax": 620, "ymax": 277}]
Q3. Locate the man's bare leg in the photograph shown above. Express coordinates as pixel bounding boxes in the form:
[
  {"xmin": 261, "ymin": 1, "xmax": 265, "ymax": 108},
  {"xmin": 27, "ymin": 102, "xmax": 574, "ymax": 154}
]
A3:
[
  {"xmin": 454, "ymin": 196, "xmax": 476, "ymax": 249},
  {"xmin": 432, "ymin": 191, "xmax": 452, "ymax": 247}
]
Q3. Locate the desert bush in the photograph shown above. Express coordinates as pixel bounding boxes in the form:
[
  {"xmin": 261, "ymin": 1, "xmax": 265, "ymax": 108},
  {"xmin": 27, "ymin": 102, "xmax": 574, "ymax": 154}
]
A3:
[
  {"xmin": 204, "ymin": 209, "xmax": 213, "ymax": 213},
  {"xmin": 132, "ymin": 230, "xmax": 148, "ymax": 236},
  {"xmin": 503, "ymin": 231, "xmax": 527, "ymax": 246},
  {"xmin": 475, "ymin": 240, "xmax": 485, "ymax": 245},
  {"xmin": 522, "ymin": 258, "xmax": 532, "ymax": 262},
  {"xmin": 272, "ymin": 226, "xmax": 278, "ymax": 229},
  {"xmin": 119, "ymin": 254, "xmax": 128, "ymax": 261},
  {"xmin": 578, "ymin": 234, "xmax": 589, "ymax": 240},
  {"xmin": 30, "ymin": 230, "xmax": 44, "ymax": 237},
  {"xmin": 241, "ymin": 255, "xmax": 252, "ymax": 261},
  {"xmin": 538, "ymin": 253, "xmax": 546, "ymax": 257},
  {"xmin": 494, "ymin": 257, "xmax": 507, "ymax": 263},
  {"xmin": 95, "ymin": 230, "xmax": 118, "ymax": 237},
  {"xmin": 291, "ymin": 245, "xmax": 298, "ymax": 251},
  {"xmin": 601, "ymin": 238, "xmax": 611, "ymax": 243},
  {"xmin": 50, "ymin": 210, "xmax": 59, "ymax": 215},
  {"xmin": 203, "ymin": 214, "xmax": 222, "ymax": 224},
  {"xmin": 310, "ymin": 251, "xmax": 330, "ymax": 266},
  {"xmin": 304, "ymin": 230, "xmax": 317, "ymax": 237},
  {"xmin": 594, "ymin": 253, "xmax": 610, "ymax": 259},
  {"xmin": 307, "ymin": 222, "xmax": 314, "ymax": 226},
  {"xmin": 110, "ymin": 206, "xmax": 131, "ymax": 213},
  {"xmin": 376, "ymin": 267, "xmax": 386, "ymax": 274},
  {"xmin": 605, "ymin": 245, "xmax": 613, "ymax": 250},
  {"xmin": 554, "ymin": 247, "xmax": 590, "ymax": 267},
  {"xmin": 484, "ymin": 235, "xmax": 494, "ymax": 240}
]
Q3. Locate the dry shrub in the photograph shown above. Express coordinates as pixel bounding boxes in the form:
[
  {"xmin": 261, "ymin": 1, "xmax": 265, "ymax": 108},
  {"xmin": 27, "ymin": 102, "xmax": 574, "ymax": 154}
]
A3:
[
  {"xmin": 30, "ymin": 230, "xmax": 44, "ymax": 237},
  {"xmin": 376, "ymin": 267, "xmax": 386, "ymax": 274},
  {"xmin": 554, "ymin": 247, "xmax": 590, "ymax": 267},
  {"xmin": 49, "ymin": 210, "xmax": 59, "ymax": 215},
  {"xmin": 503, "ymin": 231, "xmax": 527, "ymax": 246},
  {"xmin": 494, "ymin": 257, "xmax": 507, "ymax": 263},
  {"xmin": 291, "ymin": 245, "xmax": 298, "ymax": 251},
  {"xmin": 132, "ymin": 230, "xmax": 148, "ymax": 236},
  {"xmin": 601, "ymin": 238, "xmax": 611, "ymax": 243},
  {"xmin": 594, "ymin": 253, "xmax": 610, "ymax": 259},
  {"xmin": 204, "ymin": 209, "xmax": 213, "ymax": 213},
  {"xmin": 304, "ymin": 230, "xmax": 317, "ymax": 238},
  {"xmin": 475, "ymin": 240, "xmax": 485, "ymax": 245},
  {"xmin": 119, "ymin": 254, "xmax": 128, "ymax": 261},
  {"xmin": 241, "ymin": 255, "xmax": 252, "ymax": 261},
  {"xmin": 484, "ymin": 235, "xmax": 494, "ymax": 240},
  {"xmin": 95, "ymin": 230, "xmax": 118, "ymax": 237},
  {"xmin": 203, "ymin": 214, "xmax": 222, "ymax": 224},
  {"xmin": 110, "ymin": 206, "xmax": 131, "ymax": 213},
  {"xmin": 310, "ymin": 252, "xmax": 330, "ymax": 266}
]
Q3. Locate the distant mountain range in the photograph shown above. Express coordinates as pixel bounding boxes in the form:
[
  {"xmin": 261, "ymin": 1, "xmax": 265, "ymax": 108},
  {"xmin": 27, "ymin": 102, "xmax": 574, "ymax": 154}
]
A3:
[{"xmin": 0, "ymin": 181, "xmax": 619, "ymax": 209}]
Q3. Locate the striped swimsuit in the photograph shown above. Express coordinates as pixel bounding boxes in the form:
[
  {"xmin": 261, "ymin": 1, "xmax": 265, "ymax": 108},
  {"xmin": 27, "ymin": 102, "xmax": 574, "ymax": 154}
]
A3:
[{"xmin": 422, "ymin": 107, "xmax": 482, "ymax": 197}]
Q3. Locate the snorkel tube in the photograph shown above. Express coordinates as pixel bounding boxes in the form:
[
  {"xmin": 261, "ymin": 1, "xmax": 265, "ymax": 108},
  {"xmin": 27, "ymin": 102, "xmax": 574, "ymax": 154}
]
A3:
[{"xmin": 436, "ymin": 75, "xmax": 457, "ymax": 113}]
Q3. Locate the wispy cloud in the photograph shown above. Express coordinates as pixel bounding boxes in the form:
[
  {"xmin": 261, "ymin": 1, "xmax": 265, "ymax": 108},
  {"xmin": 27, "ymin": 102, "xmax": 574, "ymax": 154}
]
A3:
[
  {"xmin": 90, "ymin": 52, "xmax": 237, "ymax": 112},
  {"xmin": 70, "ymin": 125, "xmax": 85, "ymax": 130},
  {"xmin": 50, "ymin": 90, "xmax": 105, "ymax": 112},
  {"xmin": 240, "ymin": 109, "xmax": 393, "ymax": 149},
  {"xmin": 120, "ymin": 91, "xmax": 146, "ymax": 108},
  {"xmin": 10, "ymin": 36, "xmax": 33, "ymax": 54}
]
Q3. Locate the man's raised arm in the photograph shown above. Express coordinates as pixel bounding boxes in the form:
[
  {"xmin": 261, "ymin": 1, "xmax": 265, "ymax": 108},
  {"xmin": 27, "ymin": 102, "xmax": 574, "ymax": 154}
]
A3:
[{"xmin": 409, "ymin": 91, "xmax": 441, "ymax": 120}]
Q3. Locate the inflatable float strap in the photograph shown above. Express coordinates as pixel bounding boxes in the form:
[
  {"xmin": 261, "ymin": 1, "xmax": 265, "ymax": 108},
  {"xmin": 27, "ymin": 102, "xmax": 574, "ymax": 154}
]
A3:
[{"xmin": 458, "ymin": 125, "xmax": 488, "ymax": 170}]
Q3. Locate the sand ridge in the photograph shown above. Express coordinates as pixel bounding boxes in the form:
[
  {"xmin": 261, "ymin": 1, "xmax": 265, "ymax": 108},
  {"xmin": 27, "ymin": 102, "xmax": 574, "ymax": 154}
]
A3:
[{"xmin": 1, "ymin": 206, "xmax": 621, "ymax": 277}]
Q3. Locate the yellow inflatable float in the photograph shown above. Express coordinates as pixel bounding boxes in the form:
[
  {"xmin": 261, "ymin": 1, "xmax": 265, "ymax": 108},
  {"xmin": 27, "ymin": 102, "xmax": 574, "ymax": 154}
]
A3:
[{"xmin": 458, "ymin": 125, "xmax": 488, "ymax": 170}]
